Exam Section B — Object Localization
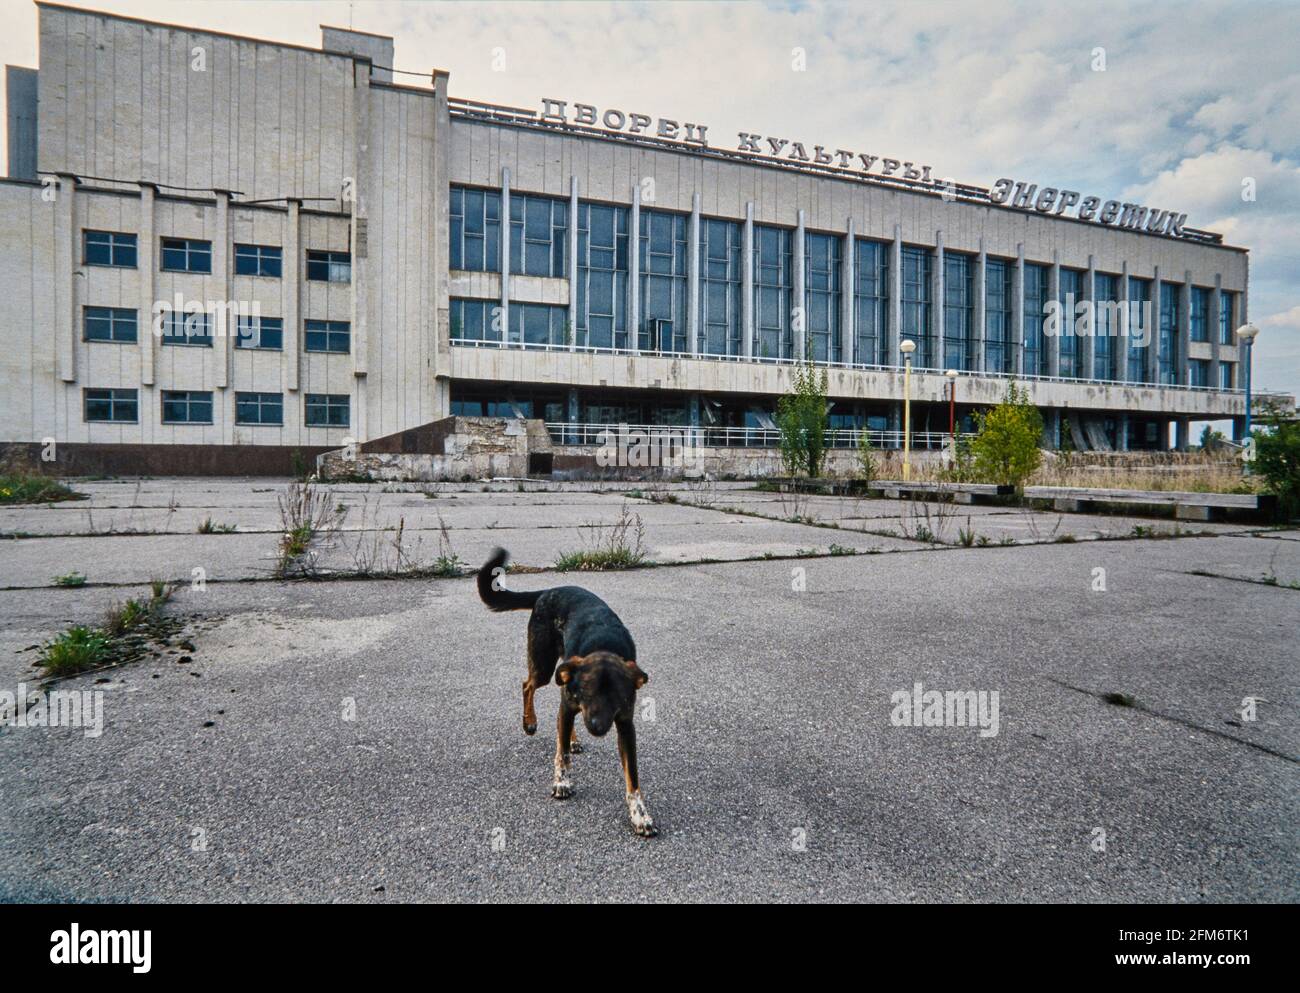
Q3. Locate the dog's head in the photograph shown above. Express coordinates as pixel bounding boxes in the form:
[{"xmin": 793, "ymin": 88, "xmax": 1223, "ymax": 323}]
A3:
[{"xmin": 555, "ymin": 651, "xmax": 648, "ymax": 737}]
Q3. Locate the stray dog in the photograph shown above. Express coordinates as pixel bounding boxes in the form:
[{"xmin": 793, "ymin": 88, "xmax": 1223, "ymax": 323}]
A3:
[{"xmin": 477, "ymin": 547, "xmax": 657, "ymax": 837}]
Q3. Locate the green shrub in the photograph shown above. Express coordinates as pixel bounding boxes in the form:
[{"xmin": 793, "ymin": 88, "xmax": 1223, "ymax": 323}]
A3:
[
  {"xmin": 1251, "ymin": 411, "xmax": 1300, "ymax": 519},
  {"xmin": 970, "ymin": 381, "xmax": 1043, "ymax": 490},
  {"xmin": 777, "ymin": 358, "xmax": 829, "ymax": 478},
  {"xmin": 40, "ymin": 626, "xmax": 111, "ymax": 676},
  {"xmin": 0, "ymin": 471, "xmax": 82, "ymax": 505}
]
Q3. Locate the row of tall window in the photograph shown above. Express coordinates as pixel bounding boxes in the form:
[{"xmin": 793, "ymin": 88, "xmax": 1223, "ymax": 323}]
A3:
[
  {"xmin": 82, "ymin": 388, "xmax": 350, "ymax": 426},
  {"xmin": 450, "ymin": 185, "xmax": 1242, "ymax": 384},
  {"xmin": 84, "ymin": 230, "xmax": 351, "ymax": 282}
]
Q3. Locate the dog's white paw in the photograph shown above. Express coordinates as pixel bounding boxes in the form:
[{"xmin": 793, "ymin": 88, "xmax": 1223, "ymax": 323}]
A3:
[
  {"xmin": 551, "ymin": 779, "xmax": 573, "ymax": 800},
  {"xmin": 626, "ymin": 790, "xmax": 658, "ymax": 837}
]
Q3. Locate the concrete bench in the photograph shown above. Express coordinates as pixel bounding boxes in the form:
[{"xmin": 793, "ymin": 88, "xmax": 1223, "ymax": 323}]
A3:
[
  {"xmin": 866, "ymin": 481, "xmax": 1015, "ymax": 504},
  {"xmin": 1022, "ymin": 486, "xmax": 1276, "ymax": 522}
]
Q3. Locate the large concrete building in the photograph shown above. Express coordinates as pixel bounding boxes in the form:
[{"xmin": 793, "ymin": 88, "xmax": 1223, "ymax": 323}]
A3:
[{"xmin": 1, "ymin": 3, "xmax": 1289, "ymax": 473}]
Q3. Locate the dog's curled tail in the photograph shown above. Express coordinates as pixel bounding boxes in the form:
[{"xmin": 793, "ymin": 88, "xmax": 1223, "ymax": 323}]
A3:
[{"xmin": 477, "ymin": 547, "xmax": 542, "ymax": 612}]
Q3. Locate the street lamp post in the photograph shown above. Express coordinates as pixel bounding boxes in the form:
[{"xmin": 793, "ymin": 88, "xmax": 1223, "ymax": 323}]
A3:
[
  {"xmin": 900, "ymin": 339, "xmax": 916, "ymax": 481},
  {"xmin": 1236, "ymin": 323, "xmax": 1259, "ymax": 440}
]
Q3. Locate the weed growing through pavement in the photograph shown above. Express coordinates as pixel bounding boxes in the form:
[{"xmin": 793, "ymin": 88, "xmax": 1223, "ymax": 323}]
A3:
[
  {"xmin": 39, "ymin": 580, "xmax": 179, "ymax": 678},
  {"xmin": 555, "ymin": 503, "xmax": 647, "ymax": 571},
  {"xmin": 53, "ymin": 572, "xmax": 87, "ymax": 587},
  {"xmin": 277, "ymin": 481, "xmax": 348, "ymax": 577}
]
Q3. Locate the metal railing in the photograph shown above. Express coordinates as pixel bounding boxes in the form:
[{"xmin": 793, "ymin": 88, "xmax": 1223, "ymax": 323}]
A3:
[
  {"xmin": 451, "ymin": 338, "xmax": 1257, "ymax": 397},
  {"xmin": 544, "ymin": 422, "xmax": 967, "ymax": 450}
]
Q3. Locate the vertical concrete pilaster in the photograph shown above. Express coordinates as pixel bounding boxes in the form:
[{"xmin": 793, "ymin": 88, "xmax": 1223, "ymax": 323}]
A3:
[
  {"xmin": 793, "ymin": 208, "xmax": 805, "ymax": 360},
  {"xmin": 1210, "ymin": 275, "xmax": 1222, "ymax": 389},
  {"xmin": 55, "ymin": 174, "xmax": 75, "ymax": 383},
  {"xmin": 628, "ymin": 181, "xmax": 641, "ymax": 354},
  {"xmin": 889, "ymin": 224, "xmax": 902, "ymax": 366},
  {"xmin": 688, "ymin": 192, "xmax": 700, "ymax": 355},
  {"xmin": 213, "ymin": 190, "xmax": 230, "ymax": 393},
  {"xmin": 1118, "ymin": 261, "xmax": 1130, "ymax": 385},
  {"xmin": 1179, "ymin": 272, "xmax": 1191, "ymax": 387},
  {"xmin": 1083, "ymin": 255, "xmax": 1096, "ymax": 381},
  {"xmin": 933, "ymin": 229, "xmax": 944, "ymax": 371},
  {"xmin": 742, "ymin": 201, "xmax": 754, "ymax": 360},
  {"xmin": 842, "ymin": 218, "xmax": 855, "ymax": 365},
  {"xmin": 500, "ymin": 166, "xmax": 511, "ymax": 345},
  {"xmin": 1012, "ymin": 244, "xmax": 1025, "ymax": 377},
  {"xmin": 973, "ymin": 239, "xmax": 986, "ymax": 374},
  {"xmin": 1150, "ymin": 265, "xmax": 1161, "ymax": 384},
  {"xmin": 1047, "ymin": 250, "xmax": 1061, "ymax": 378},
  {"xmin": 285, "ymin": 199, "xmax": 301, "ymax": 393},
  {"xmin": 568, "ymin": 176, "xmax": 579, "ymax": 350},
  {"xmin": 138, "ymin": 182, "xmax": 156, "ymax": 387}
]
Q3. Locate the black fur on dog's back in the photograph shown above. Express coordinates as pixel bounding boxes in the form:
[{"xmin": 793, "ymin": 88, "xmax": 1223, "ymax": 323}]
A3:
[{"xmin": 477, "ymin": 547, "xmax": 542, "ymax": 612}]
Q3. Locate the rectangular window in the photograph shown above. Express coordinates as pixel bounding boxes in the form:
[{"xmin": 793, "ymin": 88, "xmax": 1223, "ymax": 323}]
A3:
[
  {"xmin": 235, "ymin": 391, "xmax": 284, "ymax": 425},
  {"xmin": 984, "ymin": 258, "xmax": 1014, "ymax": 374},
  {"xmin": 306, "ymin": 250, "xmax": 351, "ymax": 283},
  {"xmin": 450, "ymin": 186, "xmax": 502, "ymax": 273},
  {"xmin": 805, "ymin": 232, "xmax": 842, "ymax": 363},
  {"xmin": 901, "ymin": 247, "xmax": 933, "ymax": 368},
  {"xmin": 304, "ymin": 319, "xmax": 350, "ymax": 353},
  {"xmin": 161, "ymin": 309, "xmax": 213, "ymax": 347},
  {"xmin": 754, "ymin": 225, "xmax": 793, "ymax": 360},
  {"xmin": 1023, "ymin": 263, "xmax": 1049, "ymax": 376},
  {"xmin": 83, "ymin": 306, "xmax": 138, "ymax": 343},
  {"xmin": 161, "ymin": 237, "xmax": 212, "ymax": 274},
  {"xmin": 234, "ymin": 243, "xmax": 282, "ymax": 278},
  {"xmin": 161, "ymin": 390, "xmax": 213, "ymax": 424},
  {"xmin": 449, "ymin": 298, "xmax": 497, "ymax": 343},
  {"xmin": 942, "ymin": 252, "xmax": 973, "ymax": 371},
  {"xmin": 511, "ymin": 302, "xmax": 569, "ymax": 346},
  {"xmin": 853, "ymin": 239, "xmax": 889, "ymax": 367},
  {"xmin": 83, "ymin": 387, "xmax": 138, "ymax": 423},
  {"xmin": 577, "ymin": 203, "xmax": 629, "ymax": 349},
  {"xmin": 83, "ymin": 230, "xmax": 137, "ymax": 268},
  {"xmin": 1219, "ymin": 291, "xmax": 1235, "ymax": 344},
  {"xmin": 235, "ymin": 315, "xmax": 283, "ymax": 350},
  {"xmin": 1093, "ymin": 273, "xmax": 1119, "ymax": 381},
  {"xmin": 304, "ymin": 393, "xmax": 350, "ymax": 427},
  {"xmin": 1158, "ymin": 282, "xmax": 1180, "ymax": 384},
  {"xmin": 1190, "ymin": 286, "xmax": 1210, "ymax": 343},
  {"xmin": 1189, "ymin": 358, "xmax": 1209, "ymax": 387},
  {"xmin": 700, "ymin": 218, "xmax": 744, "ymax": 357},
  {"xmin": 639, "ymin": 209, "xmax": 688, "ymax": 353},
  {"xmin": 1128, "ymin": 277, "xmax": 1152, "ymax": 383},
  {"xmin": 1058, "ymin": 269, "xmax": 1083, "ymax": 378},
  {"xmin": 1219, "ymin": 361, "xmax": 1234, "ymax": 390},
  {"xmin": 509, "ymin": 194, "xmax": 568, "ymax": 278}
]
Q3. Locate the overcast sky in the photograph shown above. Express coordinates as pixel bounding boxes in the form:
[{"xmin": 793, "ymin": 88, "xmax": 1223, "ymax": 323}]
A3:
[{"xmin": 2, "ymin": 0, "xmax": 1296, "ymax": 394}]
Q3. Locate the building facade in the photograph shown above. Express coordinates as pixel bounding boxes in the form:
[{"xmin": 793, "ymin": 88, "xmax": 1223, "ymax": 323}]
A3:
[{"xmin": 0, "ymin": 3, "xmax": 1286, "ymax": 472}]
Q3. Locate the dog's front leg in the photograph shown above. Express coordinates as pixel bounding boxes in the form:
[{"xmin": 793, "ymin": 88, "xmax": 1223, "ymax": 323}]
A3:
[
  {"xmin": 616, "ymin": 716, "xmax": 657, "ymax": 837},
  {"xmin": 552, "ymin": 703, "xmax": 575, "ymax": 799}
]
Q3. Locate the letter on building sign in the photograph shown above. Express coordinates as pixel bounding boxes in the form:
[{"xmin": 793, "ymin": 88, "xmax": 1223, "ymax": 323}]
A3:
[
  {"xmin": 834, "ymin": 150, "xmax": 853, "ymax": 168},
  {"xmin": 881, "ymin": 158, "xmax": 900, "ymax": 176},
  {"xmin": 540, "ymin": 98, "xmax": 567, "ymax": 123},
  {"xmin": 1011, "ymin": 183, "xmax": 1038, "ymax": 209},
  {"xmin": 1166, "ymin": 213, "xmax": 1186, "ymax": 236},
  {"xmin": 767, "ymin": 137, "xmax": 789, "ymax": 156},
  {"xmin": 989, "ymin": 178, "xmax": 1014, "ymax": 204},
  {"xmin": 1035, "ymin": 188, "xmax": 1058, "ymax": 212},
  {"xmin": 903, "ymin": 163, "xmax": 921, "ymax": 180},
  {"xmin": 813, "ymin": 146, "xmax": 833, "ymax": 165},
  {"xmin": 788, "ymin": 142, "xmax": 810, "ymax": 162},
  {"xmin": 1118, "ymin": 204, "xmax": 1147, "ymax": 230},
  {"xmin": 683, "ymin": 123, "xmax": 708, "ymax": 146},
  {"xmin": 737, "ymin": 132, "xmax": 762, "ymax": 153},
  {"xmin": 1144, "ymin": 210, "xmax": 1168, "ymax": 234},
  {"xmin": 858, "ymin": 154, "xmax": 878, "ymax": 171},
  {"xmin": 1055, "ymin": 191, "xmax": 1079, "ymax": 216},
  {"xmin": 1078, "ymin": 196, "xmax": 1100, "ymax": 220},
  {"xmin": 658, "ymin": 119, "xmax": 680, "ymax": 140},
  {"xmin": 602, "ymin": 109, "xmax": 626, "ymax": 130},
  {"xmin": 627, "ymin": 113, "xmax": 651, "ymax": 134},
  {"xmin": 574, "ymin": 104, "xmax": 597, "ymax": 125}
]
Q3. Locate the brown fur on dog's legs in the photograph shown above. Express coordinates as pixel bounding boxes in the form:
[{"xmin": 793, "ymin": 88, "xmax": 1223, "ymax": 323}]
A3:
[
  {"xmin": 569, "ymin": 723, "xmax": 582, "ymax": 754},
  {"xmin": 552, "ymin": 703, "xmax": 575, "ymax": 799},
  {"xmin": 522, "ymin": 677, "xmax": 538, "ymax": 736},
  {"xmin": 616, "ymin": 716, "xmax": 656, "ymax": 836}
]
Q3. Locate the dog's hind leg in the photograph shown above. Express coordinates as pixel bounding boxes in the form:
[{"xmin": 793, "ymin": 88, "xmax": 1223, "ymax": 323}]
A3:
[
  {"xmin": 523, "ymin": 615, "xmax": 559, "ymax": 737},
  {"xmin": 552, "ymin": 702, "xmax": 576, "ymax": 799},
  {"xmin": 569, "ymin": 722, "xmax": 583, "ymax": 754},
  {"xmin": 616, "ymin": 716, "xmax": 657, "ymax": 837}
]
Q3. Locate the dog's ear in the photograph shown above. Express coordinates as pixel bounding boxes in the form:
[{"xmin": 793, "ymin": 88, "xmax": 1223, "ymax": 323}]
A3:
[
  {"xmin": 556, "ymin": 657, "xmax": 582, "ymax": 685},
  {"xmin": 626, "ymin": 660, "xmax": 649, "ymax": 689}
]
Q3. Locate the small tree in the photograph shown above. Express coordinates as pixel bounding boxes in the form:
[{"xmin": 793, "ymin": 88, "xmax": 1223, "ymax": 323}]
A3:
[
  {"xmin": 777, "ymin": 358, "xmax": 829, "ymax": 477},
  {"xmin": 1199, "ymin": 424, "xmax": 1226, "ymax": 451},
  {"xmin": 855, "ymin": 429, "xmax": 877, "ymax": 482},
  {"xmin": 1251, "ymin": 407, "xmax": 1300, "ymax": 519},
  {"xmin": 970, "ymin": 381, "xmax": 1044, "ymax": 489}
]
